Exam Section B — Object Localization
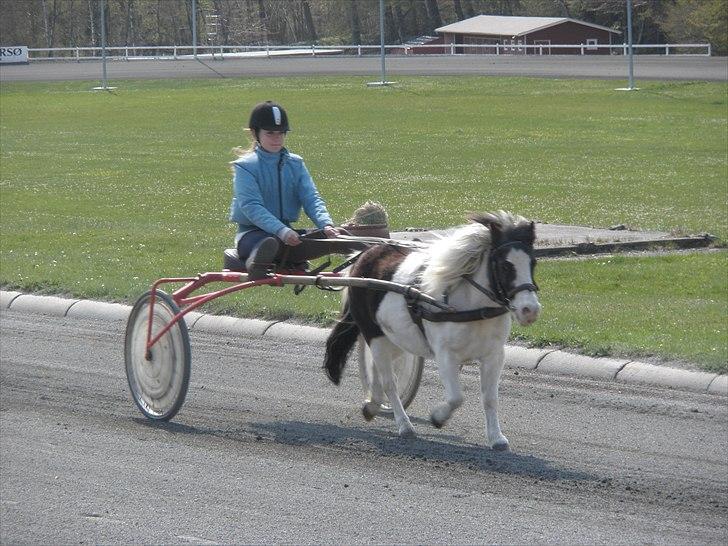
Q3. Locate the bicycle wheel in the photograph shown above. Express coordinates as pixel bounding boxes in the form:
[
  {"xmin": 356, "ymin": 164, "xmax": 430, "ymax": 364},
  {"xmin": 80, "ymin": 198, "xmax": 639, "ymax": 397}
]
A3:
[
  {"xmin": 358, "ymin": 336, "xmax": 424, "ymax": 414},
  {"xmin": 124, "ymin": 290, "xmax": 191, "ymax": 421}
]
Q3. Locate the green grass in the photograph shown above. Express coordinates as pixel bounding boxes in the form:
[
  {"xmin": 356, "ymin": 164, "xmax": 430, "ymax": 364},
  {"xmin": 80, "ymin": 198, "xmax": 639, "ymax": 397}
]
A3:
[
  {"xmin": 512, "ymin": 252, "xmax": 727, "ymax": 373},
  {"xmin": 1, "ymin": 76, "xmax": 726, "ymax": 371}
]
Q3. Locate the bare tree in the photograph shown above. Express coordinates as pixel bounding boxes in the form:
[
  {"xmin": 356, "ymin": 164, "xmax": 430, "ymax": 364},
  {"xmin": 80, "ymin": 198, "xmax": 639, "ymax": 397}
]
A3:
[
  {"xmin": 301, "ymin": 0, "xmax": 317, "ymax": 41},
  {"xmin": 452, "ymin": 0, "xmax": 465, "ymax": 20},
  {"xmin": 350, "ymin": 0, "xmax": 362, "ymax": 44},
  {"xmin": 425, "ymin": 0, "xmax": 443, "ymax": 28}
]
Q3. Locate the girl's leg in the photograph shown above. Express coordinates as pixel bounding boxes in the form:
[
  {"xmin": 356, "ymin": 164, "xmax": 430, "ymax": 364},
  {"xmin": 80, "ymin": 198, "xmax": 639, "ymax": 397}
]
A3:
[{"xmin": 237, "ymin": 230, "xmax": 280, "ymax": 279}]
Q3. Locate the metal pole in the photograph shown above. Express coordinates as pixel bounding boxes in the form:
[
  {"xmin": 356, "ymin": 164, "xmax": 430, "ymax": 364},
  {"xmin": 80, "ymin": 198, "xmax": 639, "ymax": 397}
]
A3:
[
  {"xmin": 379, "ymin": 0, "xmax": 386, "ymax": 83},
  {"xmin": 93, "ymin": 0, "xmax": 115, "ymax": 90},
  {"xmin": 627, "ymin": 0, "xmax": 635, "ymax": 89},
  {"xmin": 367, "ymin": 0, "xmax": 393, "ymax": 86},
  {"xmin": 192, "ymin": 0, "xmax": 197, "ymax": 59},
  {"xmin": 101, "ymin": 0, "xmax": 107, "ymax": 87}
]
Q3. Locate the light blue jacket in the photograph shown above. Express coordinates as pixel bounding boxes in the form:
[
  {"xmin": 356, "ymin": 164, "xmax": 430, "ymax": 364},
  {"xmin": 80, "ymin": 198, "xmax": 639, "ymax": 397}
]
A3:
[{"xmin": 229, "ymin": 145, "xmax": 333, "ymax": 238}]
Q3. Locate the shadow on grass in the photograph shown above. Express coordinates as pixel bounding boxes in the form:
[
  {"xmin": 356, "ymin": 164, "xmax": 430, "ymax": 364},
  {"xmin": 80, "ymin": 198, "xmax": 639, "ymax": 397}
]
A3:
[{"xmin": 135, "ymin": 416, "xmax": 594, "ymax": 483}]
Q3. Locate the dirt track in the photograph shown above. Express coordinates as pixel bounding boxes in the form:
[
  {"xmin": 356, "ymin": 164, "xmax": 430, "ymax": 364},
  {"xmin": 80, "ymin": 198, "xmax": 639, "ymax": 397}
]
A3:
[
  {"xmin": 2, "ymin": 309, "xmax": 726, "ymax": 543},
  {"xmin": 1, "ymin": 54, "xmax": 726, "ymax": 82}
]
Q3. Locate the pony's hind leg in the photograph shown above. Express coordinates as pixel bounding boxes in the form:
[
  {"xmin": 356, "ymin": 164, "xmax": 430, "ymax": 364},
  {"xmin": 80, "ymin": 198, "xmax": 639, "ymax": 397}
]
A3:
[
  {"xmin": 430, "ymin": 353, "xmax": 464, "ymax": 429},
  {"xmin": 369, "ymin": 336, "xmax": 416, "ymax": 438},
  {"xmin": 359, "ymin": 341, "xmax": 386, "ymax": 421},
  {"xmin": 479, "ymin": 347, "xmax": 509, "ymax": 451}
]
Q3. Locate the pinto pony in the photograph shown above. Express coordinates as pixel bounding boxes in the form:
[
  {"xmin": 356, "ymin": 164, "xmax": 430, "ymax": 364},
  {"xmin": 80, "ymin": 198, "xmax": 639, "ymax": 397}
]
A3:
[{"xmin": 324, "ymin": 211, "xmax": 541, "ymax": 450}]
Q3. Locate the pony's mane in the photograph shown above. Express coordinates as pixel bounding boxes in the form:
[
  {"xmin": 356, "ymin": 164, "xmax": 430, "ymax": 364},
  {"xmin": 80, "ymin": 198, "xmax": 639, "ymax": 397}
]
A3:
[{"xmin": 420, "ymin": 211, "xmax": 530, "ymax": 296}]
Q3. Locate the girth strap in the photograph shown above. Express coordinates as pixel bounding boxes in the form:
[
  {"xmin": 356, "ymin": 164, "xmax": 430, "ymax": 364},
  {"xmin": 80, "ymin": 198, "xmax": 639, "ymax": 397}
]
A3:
[{"xmin": 405, "ymin": 284, "xmax": 509, "ymax": 337}]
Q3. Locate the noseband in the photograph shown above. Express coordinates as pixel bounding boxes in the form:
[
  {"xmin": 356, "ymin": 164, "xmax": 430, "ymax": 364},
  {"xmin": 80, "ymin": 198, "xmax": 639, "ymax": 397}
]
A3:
[{"xmin": 463, "ymin": 240, "xmax": 539, "ymax": 310}]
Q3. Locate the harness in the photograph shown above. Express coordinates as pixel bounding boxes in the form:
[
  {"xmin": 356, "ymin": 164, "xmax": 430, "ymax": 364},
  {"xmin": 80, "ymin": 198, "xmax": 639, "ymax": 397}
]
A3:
[{"xmin": 405, "ymin": 241, "xmax": 539, "ymax": 335}]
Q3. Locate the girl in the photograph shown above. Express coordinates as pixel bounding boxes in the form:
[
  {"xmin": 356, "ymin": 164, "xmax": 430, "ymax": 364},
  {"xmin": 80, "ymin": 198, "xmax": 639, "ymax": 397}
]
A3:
[{"xmin": 229, "ymin": 101, "xmax": 338, "ymax": 279}]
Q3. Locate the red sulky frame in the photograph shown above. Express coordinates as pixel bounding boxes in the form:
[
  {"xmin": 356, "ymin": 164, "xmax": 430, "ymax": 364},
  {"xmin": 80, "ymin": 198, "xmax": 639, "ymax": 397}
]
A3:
[{"xmin": 143, "ymin": 269, "xmax": 342, "ymax": 357}]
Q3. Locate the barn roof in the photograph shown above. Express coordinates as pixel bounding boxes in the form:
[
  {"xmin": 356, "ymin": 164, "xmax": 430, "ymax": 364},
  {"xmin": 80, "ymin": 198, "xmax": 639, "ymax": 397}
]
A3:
[{"xmin": 435, "ymin": 15, "xmax": 620, "ymax": 37}]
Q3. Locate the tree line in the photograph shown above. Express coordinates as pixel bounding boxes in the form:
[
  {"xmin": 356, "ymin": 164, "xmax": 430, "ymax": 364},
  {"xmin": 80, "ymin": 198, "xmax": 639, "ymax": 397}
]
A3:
[{"xmin": 1, "ymin": 0, "xmax": 726, "ymax": 55}]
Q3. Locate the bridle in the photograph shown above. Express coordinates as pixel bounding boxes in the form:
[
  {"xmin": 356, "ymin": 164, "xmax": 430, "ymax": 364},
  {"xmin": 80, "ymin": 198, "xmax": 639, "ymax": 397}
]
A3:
[
  {"xmin": 462, "ymin": 240, "xmax": 539, "ymax": 311},
  {"xmin": 405, "ymin": 240, "xmax": 539, "ymax": 332}
]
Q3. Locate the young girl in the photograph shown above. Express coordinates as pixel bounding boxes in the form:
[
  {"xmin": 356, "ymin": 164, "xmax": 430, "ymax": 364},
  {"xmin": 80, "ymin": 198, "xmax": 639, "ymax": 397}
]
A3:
[{"xmin": 229, "ymin": 101, "xmax": 338, "ymax": 279}]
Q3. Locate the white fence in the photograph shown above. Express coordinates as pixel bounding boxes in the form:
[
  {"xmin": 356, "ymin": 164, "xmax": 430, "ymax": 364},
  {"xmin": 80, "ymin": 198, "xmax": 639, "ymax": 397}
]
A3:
[{"xmin": 26, "ymin": 42, "xmax": 712, "ymax": 62}]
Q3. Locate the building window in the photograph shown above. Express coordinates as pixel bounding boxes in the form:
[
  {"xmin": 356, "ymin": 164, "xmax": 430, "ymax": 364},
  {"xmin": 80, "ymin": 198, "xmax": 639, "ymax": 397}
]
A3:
[{"xmin": 586, "ymin": 38, "xmax": 598, "ymax": 50}]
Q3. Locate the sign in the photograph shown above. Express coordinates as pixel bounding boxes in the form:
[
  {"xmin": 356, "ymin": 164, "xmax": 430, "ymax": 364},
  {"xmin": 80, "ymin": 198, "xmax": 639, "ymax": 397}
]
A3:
[{"xmin": 0, "ymin": 46, "xmax": 29, "ymax": 64}]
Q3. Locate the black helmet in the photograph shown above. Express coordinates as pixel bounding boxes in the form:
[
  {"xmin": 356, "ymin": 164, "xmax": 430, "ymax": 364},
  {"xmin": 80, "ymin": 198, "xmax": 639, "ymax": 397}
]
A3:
[{"xmin": 248, "ymin": 101, "xmax": 290, "ymax": 133}]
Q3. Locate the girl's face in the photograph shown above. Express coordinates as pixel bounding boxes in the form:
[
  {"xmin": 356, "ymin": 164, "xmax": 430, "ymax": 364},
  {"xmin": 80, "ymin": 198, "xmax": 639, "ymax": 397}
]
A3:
[{"xmin": 258, "ymin": 129, "xmax": 286, "ymax": 153}]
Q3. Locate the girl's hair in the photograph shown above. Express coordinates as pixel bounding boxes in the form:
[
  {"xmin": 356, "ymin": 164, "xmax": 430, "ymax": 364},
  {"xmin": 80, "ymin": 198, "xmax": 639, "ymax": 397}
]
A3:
[{"xmin": 230, "ymin": 129, "xmax": 257, "ymax": 163}]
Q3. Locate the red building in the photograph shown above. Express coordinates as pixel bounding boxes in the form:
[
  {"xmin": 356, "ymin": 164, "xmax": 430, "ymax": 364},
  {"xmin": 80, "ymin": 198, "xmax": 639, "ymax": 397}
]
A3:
[{"xmin": 414, "ymin": 15, "xmax": 621, "ymax": 55}]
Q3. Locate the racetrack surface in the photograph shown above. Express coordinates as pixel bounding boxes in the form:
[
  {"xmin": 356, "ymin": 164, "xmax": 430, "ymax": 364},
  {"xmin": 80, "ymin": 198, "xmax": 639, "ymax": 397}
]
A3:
[
  {"xmin": 1, "ymin": 309, "xmax": 726, "ymax": 544},
  {"xmin": 1, "ymin": 55, "xmax": 726, "ymax": 82}
]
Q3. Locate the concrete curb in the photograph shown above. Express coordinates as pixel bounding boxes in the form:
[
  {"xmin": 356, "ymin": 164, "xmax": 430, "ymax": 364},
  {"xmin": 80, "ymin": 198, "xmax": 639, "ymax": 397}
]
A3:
[
  {"xmin": 1, "ymin": 290, "xmax": 725, "ymax": 397},
  {"xmin": 538, "ymin": 350, "xmax": 629, "ymax": 380}
]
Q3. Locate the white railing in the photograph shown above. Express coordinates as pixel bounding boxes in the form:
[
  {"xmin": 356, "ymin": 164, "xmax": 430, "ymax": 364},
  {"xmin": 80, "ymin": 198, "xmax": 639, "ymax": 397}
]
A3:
[{"xmin": 26, "ymin": 42, "xmax": 712, "ymax": 61}]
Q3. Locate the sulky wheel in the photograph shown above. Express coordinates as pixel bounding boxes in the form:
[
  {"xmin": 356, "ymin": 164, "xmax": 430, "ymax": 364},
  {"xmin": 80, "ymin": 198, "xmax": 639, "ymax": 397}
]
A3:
[
  {"xmin": 124, "ymin": 290, "xmax": 191, "ymax": 421},
  {"xmin": 357, "ymin": 335, "xmax": 424, "ymax": 415}
]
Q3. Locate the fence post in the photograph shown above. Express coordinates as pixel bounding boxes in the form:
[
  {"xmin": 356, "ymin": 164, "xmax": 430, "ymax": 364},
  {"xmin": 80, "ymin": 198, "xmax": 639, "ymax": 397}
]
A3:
[
  {"xmin": 580, "ymin": 43, "xmax": 584, "ymax": 55},
  {"xmin": 76, "ymin": 47, "xmax": 80, "ymax": 62},
  {"xmin": 450, "ymin": 42, "xmax": 454, "ymax": 55},
  {"xmin": 312, "ymin": 44, "xmax": 315, "ymax": 57},
  {"xmin": 665, "ymin": 44, "xmax": 669, "ymax": 55}
]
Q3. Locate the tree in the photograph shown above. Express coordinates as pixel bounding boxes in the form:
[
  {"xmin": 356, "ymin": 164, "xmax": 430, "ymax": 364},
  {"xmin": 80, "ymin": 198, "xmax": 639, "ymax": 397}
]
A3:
[
  {"xmin": 662, "ymin": 0, "xmax": 728, "ymax": 55},
  {"xmin": 302, "ymin": 0, "xmax": 317, "ymax": 42}
]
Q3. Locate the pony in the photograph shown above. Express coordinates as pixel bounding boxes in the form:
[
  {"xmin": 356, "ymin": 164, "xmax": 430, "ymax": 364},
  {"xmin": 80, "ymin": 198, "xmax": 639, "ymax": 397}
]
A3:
[{"xmin": 324, "ymin": 211, "xmax": 541, "ymax": 450}]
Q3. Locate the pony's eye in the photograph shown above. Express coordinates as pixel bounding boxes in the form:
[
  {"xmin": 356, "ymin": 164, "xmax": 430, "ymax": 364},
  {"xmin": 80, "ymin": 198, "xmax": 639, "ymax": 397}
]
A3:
[{"xmin": 499, "ymin": 261, "xmax": 515, "ymax": 274}]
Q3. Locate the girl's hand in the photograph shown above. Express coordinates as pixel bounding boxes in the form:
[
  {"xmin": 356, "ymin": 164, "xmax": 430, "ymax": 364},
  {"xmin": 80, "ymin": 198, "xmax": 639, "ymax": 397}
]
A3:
[
  {"xmin": 282, "ymin": 231, "xmax": 302, "ymax": 246},
  {"xmin": 323, "ymin": 225, "xmax": 340, "ymax": 238}
]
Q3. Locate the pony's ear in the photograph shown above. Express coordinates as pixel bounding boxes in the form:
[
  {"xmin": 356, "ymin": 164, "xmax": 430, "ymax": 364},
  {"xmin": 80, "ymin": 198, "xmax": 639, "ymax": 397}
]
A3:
[
  {"xmin": 467, "ymin": 212, "xmax": 498, "ymax": 228},
  {"xmin": 468, "ymin": 212, "xmax": 503, "ymax": 238}
]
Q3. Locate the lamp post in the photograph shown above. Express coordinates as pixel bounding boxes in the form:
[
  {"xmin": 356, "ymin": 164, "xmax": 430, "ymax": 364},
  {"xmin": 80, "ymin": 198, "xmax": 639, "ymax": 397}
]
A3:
[
  {"xmin": 192, "ymin": 0, "xmax": 197, "ymax": 59},
  {"xmin": 93, "ymin": 0, "xmax": 116, "ymax": 91},
  {"xmin": 616, "ymin": 0, "xmax": 638, "ymax": 91},
  {"xmin": 367, "ymin": 0, "xmax": 394, "ymax": 87}
]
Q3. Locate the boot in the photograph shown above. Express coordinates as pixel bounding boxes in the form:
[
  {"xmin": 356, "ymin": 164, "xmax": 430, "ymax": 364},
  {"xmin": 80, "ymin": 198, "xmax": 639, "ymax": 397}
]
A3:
[{"xmin": 245, "ymin": 237, "xmax": 280, "ymax": 280}]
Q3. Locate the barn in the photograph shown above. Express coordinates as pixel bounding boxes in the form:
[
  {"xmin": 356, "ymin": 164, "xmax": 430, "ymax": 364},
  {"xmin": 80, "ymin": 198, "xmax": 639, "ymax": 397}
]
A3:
[{"xmin": 416, "ymin": 15, "xmax": 621, "ymax": 55}]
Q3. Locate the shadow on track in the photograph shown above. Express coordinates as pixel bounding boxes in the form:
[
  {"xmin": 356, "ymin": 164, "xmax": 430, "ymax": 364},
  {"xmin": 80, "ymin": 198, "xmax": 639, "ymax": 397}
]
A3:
[{"xmin": 135, "ymin": 417, "xmax": 593, "ymax": 483}]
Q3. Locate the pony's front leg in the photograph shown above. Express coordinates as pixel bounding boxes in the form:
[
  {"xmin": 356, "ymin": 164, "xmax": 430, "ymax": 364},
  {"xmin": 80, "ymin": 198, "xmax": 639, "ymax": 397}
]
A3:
[
  {"xmin": 369, "ymin": 337, "xmax": 416, "ymax": 438},
  {"xmin": 479, "ymin": 347, "xmax": 509, "ymax": 451},
  {"xmin": 430, "ymin": 353, "xmax": 464, "ymax": 429}
]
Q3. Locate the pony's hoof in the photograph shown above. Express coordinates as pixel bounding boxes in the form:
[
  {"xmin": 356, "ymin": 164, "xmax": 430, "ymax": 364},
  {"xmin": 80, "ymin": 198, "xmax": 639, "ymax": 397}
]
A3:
[
  {"xmin": 491, "ymin": 440, "xmax": 510, "ymax": 452},
  {"xmin": 362, "ymin": 401, "xmax": 380, "ymax": 422},
  {"xmin": 430, "ymin": 409, "xmax": 448, "ymax": 429},
  {"xmin": 399, "ymin": 426, "xmax": 416, "ymax": 439}
]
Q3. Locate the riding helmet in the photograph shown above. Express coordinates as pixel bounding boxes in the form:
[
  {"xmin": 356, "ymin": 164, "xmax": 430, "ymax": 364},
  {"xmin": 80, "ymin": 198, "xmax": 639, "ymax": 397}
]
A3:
[{"xmin": 248, "ymin": 101, "xmax": 290, "ymax": 133}]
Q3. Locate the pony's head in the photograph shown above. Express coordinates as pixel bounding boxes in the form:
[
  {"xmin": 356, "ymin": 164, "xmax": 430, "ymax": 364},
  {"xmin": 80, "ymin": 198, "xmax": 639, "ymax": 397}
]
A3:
[{"xmin": 469, "ymin": 212, "xmax": 541, "ymax": 326}]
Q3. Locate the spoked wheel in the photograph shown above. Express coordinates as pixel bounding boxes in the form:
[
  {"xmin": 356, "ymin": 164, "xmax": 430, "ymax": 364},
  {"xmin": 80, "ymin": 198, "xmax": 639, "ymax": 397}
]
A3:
[
  {"xmin": 124, "ymin": 290, "xmax": 191, "ymax": 421},
  {"xmin": 357, "ymin": 335, "xmax": 424, "ymax": 414}
]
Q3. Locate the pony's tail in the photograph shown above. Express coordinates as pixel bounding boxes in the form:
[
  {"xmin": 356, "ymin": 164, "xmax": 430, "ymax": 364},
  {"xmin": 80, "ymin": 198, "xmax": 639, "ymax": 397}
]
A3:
[{"xmin": 323, "ymin": 304, "xmax": 360, "ymax": 385}]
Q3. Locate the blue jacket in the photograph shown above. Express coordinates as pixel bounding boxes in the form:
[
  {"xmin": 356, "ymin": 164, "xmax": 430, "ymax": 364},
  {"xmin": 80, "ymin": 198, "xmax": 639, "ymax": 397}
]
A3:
[{"xmin": 229, "ymin": 145, "xmax": 333, "ymax": 237}]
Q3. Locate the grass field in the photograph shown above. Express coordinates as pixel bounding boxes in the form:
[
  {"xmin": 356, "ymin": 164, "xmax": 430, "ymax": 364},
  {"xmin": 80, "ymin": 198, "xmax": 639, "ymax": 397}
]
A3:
[{"xmin": 1, "ymin": 76, "xmax": 726, "ymax": 371}]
